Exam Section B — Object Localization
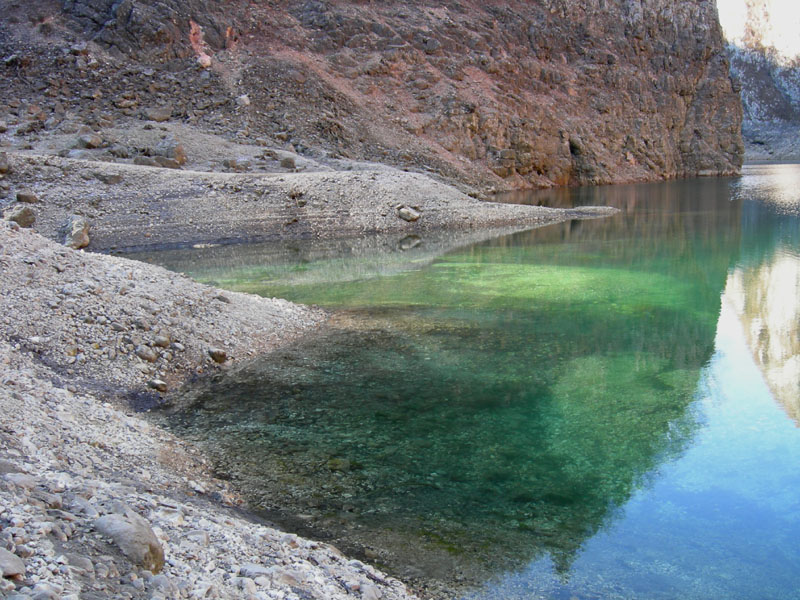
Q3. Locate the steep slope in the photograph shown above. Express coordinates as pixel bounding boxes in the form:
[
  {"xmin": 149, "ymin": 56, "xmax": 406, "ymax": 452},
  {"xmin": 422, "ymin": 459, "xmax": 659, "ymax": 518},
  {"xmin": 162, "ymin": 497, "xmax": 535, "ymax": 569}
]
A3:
[
  {"xmin": 718, "ymin": 0, "xmax": 800, "ymax": 160},
  {"xmin": 5, "ymin": 0, "xmax": 742, "ymax": 189}
]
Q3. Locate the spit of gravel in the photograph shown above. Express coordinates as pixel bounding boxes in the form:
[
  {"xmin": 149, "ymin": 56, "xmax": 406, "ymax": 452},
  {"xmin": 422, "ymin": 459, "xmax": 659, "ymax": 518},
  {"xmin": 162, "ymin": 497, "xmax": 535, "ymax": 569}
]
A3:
[{"xmin": 0, "ymin": 223, "xmax": 418, "ymax": 600}]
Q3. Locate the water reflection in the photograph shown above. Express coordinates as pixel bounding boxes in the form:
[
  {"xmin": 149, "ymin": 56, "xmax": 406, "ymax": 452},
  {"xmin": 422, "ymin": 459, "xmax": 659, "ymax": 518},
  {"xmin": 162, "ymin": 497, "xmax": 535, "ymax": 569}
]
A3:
[{"xmin": 150, "ymin": 175, "xmax": 753, "ymax": 596}]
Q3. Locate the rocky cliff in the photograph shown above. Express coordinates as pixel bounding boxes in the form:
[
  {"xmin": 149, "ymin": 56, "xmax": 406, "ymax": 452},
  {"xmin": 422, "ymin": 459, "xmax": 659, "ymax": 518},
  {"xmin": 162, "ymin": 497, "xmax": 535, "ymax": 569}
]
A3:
[
  {"xmin": 718, "ymin": 0, "xmax": 800, "ymax": 160},
  {"xmin": 3, "ymin": 0, "xmax": 742, "ymax": 189}
]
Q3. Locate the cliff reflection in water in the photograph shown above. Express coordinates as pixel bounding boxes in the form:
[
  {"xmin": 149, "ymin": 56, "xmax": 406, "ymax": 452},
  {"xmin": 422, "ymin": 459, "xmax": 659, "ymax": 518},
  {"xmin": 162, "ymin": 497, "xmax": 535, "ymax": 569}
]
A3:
[
  {"xmin": 726, "ymin": 165, "xmax": 800, "ymax": 425},
  {"xmin": 157, "ymin": 177, "xmax": 742, "ymax": 593}
]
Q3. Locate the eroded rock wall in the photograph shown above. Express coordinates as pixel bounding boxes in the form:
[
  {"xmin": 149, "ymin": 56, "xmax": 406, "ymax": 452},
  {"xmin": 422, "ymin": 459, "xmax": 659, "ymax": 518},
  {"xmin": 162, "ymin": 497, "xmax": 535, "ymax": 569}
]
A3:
[
  {"xmin": 52, "ymin": 1, "xmax": 743, "ymax": 188},
  {"xmin": 718, "ymin": 0, "xmax": 800, "ymax": 160}
]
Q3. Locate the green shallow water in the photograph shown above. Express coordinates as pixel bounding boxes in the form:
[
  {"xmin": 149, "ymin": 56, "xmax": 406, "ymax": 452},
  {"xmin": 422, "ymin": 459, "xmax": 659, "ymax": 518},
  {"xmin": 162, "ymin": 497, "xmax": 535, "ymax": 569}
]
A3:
[{"xmin": 137, "ymin": 165, "xmax": 800, "ymax": 599}]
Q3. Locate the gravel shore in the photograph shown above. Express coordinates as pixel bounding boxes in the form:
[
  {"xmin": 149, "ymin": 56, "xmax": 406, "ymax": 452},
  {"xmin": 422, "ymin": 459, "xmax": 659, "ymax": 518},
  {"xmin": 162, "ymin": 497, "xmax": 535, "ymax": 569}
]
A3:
[
  {"xmin": 0, "ymin": 123, "xmax": 616, "ymax": 600},
  {"xmin": 0, "ymin": 223, "xmax": 420, "ymax": 600}
]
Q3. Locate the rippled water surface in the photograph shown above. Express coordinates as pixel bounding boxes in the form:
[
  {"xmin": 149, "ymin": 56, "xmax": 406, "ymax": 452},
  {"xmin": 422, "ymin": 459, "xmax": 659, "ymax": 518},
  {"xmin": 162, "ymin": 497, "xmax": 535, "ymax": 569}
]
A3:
[{"xmin": 137, "ymin": 164, "xmax": 800, "ymax": 599}]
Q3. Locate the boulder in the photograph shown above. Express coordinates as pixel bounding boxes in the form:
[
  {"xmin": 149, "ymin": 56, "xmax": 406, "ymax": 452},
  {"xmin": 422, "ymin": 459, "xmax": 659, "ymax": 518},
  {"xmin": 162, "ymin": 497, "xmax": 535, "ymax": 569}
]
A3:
[
  {"xmin": 5, "ymin": 206, "xmax": 35, "ymax": 228},
  {"xmin": 0, "ymin": 547, "xmax": 25, "ymax": 578},
  {"xmin": 94, "ymin": 508, "xmax": 164, "ymax": 573},
  {"xmin": 64, "ymin": 215, "xmax": 90, "ymax": 249}
]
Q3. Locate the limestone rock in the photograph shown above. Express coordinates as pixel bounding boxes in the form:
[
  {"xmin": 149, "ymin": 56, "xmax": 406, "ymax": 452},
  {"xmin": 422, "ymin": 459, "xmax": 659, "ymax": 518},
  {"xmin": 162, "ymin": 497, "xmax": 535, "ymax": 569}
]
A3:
[
  {"xmin": 5, "ymin": 206, "xmax": 35, "ymax": 228},
  {"xmin": 94, "ymin": 509, "xmax": 165, "ymax": 573},
  {"xmin": 64, "ymin": 215, "xmax": 90, "ymax": 249}
]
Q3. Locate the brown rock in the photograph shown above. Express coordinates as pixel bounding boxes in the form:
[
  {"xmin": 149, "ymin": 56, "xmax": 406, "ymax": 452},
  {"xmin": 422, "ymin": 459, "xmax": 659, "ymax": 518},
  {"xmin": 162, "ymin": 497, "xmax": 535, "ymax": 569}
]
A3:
[
  {"xmin": 133, "ymin": 156, "xmax": 159, "ymax": 167},
  {"xmin": 143, "ymin": 106, "xmax": 173, "ymax": 122},
  {"xmin": 64, "ymin": 215, "xmax": 90, "ymax": 249},
  {"xmin": 16, "ymin": 189, "xmax": 38, "ymax": 203},
  {"xmin": 208, "ymin": 348, "xmax": 228, "ymax": 363},
  {"xmin": 5, "ymin": 206, "xmax": 35, "ymax": 228},
  {"xmin": 154, "ymin": 156, "xmax": 181, "ymax": 169},
  {"xmin": 76, "ymin": 133, "xmax": 103, "ymax": 149}
]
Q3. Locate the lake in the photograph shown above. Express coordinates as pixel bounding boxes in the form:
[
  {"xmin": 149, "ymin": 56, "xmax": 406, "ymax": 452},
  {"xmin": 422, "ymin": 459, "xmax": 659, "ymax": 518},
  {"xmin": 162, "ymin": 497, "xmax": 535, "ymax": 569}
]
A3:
[{"xmin": 135, "ymin": 164, "xmax": 800, "ymax": 599}]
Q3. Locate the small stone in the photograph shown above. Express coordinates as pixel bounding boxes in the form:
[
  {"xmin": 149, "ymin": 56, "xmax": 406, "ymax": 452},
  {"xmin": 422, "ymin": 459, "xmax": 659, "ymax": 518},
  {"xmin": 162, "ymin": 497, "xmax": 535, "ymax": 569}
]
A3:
[
  {"xmin": 207, "ymin": 348, "xmax": 227, "ymax": 363},
  {"xmin": 0, "ymin": 121, "xmax": 7, "ymax": 134},
  {"xmin": 236, "ymin": 94, "xmax": 251, "ymax": 107},
  {"xmin": 133, "ymin": 156, "xmax": 159, "ymax": 167},
  {"xmin": 95, "ymin": 172, "xmax": 123, "ymax": 184},
  {"xmin": 154, "ymin": 156, "xmax": 181, "ymax": 169},
  {"xmin": 64, "ymin": 215, "xmax": 90, "ymax": 249},
  {"xmin": 280, "ymin": 156, "xmax": 296, "ymax": 170},
  {"xmin": 0, "ymin": 152, "xmax": 9, "ymax": 174},
  {"xmin": 76, "ymin": 133, "xmax": 103, "ymax": 149},
  {"xmin": 135, "ymin": 345, "xmax": 158, "ymax": 363},
  {"xmin": 154, "ymin": 139, "xmax": 187, "ymax": 165},
  {"xmin": 15, "ymin": 189, "xmax": 38, "ymax": 203},
  {"xmin": 326, "ymin": 458, "xmax": 351, "ymax": 472},
  {"xmin": 397, "ymin": 206, "xmax": 421, "ymax": 222},
  {"xmin": 0, "ymin": 547, "xmax": 25, "ymax": 578},
  {"xmin": 361, "ymin": 583, "xmax": 382, "ymax": 600},
  {"xmin": 153, "ymin": 335, "xmax": 171, "ymax": 348},
  {"xmin": 185, "ymin": 530, "xmax": 209, "ymax": 546},
  {"xmin": 65, "ymin": 554, "xmax": 94, "ymax": 573},
  {"xmin": 143, "ymin": 106, "xmax": 173, "ymax": 122},
  {"xmin": 148, "ymin": 379, "xmax": 167, "ymax": 392},
  {"xmin": 239, "ymin": 564, "xmax": 270, "ymax": 578}
]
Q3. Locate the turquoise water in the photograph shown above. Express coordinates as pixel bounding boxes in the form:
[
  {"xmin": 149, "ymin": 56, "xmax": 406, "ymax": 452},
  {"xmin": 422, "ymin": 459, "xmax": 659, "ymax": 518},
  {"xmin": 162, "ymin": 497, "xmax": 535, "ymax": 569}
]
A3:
[{"xmin": 140, "ymin": 165, "xmax": 800, "ymax": 599}]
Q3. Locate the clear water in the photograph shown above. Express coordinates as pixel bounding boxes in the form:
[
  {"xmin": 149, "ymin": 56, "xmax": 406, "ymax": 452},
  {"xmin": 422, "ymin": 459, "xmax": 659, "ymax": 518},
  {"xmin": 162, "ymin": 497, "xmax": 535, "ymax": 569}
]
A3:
[{"xmin": 138, "ymin": 164, "xmax": 800, "ymax": 599}]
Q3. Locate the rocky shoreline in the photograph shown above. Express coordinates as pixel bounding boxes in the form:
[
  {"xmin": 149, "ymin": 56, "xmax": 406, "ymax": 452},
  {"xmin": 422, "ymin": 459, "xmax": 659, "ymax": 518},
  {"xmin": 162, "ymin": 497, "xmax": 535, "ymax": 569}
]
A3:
[{"xmin": 0, "ymin": 173, "xmax": 615, "ymax": 599}]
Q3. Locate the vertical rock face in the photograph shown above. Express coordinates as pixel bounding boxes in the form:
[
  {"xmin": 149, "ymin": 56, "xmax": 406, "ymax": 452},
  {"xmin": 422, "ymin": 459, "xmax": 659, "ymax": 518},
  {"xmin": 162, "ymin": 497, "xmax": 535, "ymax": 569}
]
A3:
[
  {"xmin": 718, "ymin": 0, "xmax": 800, "ymax": 160},
  {"xmin": 58, "ymin": 0, "xmax": 742, "ymax": 188}
]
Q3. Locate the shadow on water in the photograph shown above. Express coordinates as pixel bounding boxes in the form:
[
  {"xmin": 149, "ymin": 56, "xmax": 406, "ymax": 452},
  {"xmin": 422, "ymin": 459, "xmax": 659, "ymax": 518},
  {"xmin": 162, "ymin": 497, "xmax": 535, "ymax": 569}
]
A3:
[{"xmin": 145, "ymin": 176, "xmax": 749, "ymax": 597}]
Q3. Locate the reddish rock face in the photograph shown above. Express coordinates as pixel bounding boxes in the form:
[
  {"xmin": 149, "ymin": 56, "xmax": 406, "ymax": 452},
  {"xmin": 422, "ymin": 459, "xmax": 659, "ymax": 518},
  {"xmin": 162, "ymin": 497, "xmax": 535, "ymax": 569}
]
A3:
[{"xmin": 56, "ymin": 1, "xmax": 743, "ymax": 188}]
